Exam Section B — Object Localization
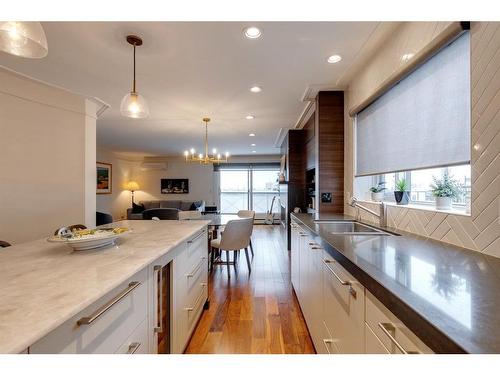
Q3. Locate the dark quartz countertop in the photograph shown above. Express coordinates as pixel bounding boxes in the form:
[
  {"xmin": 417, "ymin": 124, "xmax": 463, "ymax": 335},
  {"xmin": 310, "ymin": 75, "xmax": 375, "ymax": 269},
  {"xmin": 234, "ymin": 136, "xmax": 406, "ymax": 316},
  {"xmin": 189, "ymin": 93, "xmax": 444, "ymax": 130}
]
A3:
[{"xmin": 291, "ymin": 212, "xmax": 500, "ymax": 353}]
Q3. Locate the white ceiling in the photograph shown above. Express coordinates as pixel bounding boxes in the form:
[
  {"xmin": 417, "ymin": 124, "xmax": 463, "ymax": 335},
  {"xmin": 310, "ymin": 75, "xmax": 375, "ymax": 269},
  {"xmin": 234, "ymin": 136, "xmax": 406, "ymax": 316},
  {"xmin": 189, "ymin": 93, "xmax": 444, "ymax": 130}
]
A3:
[{"xmin": 0, "ymin": 22, "xmax": 379, "ymax": 156}]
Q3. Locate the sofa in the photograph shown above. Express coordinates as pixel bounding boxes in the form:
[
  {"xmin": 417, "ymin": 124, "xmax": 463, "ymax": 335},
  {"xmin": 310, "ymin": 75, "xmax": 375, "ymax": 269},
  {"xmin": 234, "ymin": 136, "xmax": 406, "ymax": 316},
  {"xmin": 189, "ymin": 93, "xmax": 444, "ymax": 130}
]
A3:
[{"xmin": 127, "ymin": 200, "xmax": 205, "ymax": 220}]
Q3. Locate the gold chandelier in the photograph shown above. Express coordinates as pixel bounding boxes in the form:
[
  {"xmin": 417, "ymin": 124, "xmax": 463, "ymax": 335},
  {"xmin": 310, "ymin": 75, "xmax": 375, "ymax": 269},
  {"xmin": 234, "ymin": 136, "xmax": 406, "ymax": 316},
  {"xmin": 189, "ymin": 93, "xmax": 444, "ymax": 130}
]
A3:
[{"xmin": 183, "ymin": 118, "xmax": 229, "ymax": 164}]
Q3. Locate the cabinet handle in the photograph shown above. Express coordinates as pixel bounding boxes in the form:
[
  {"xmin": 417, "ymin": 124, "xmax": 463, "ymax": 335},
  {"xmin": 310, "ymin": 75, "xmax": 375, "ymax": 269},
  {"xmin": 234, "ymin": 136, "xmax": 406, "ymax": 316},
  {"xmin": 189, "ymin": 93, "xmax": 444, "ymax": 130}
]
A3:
[
  {"xmin": 323, "ymin": 338, "xmax": 334, "ymax": 354},
  {"xmin": 186, "ymin": 257, "xmax": 206, "ymax": 278},
  {"xmin": 153, "ymin": 265, "xmax": 163, "ymax": 333},
  {"xmin": 185, "ymin": 283, "xmax": 207, "ymax": 312},
  {"xmin": 188, "ymin": 230, "xmax": 205, "ymax": 244},
  {"xmin": 126, "ymin": 342, "xmax": 141, "ymax": 354},
  {"xmin": 323, "ymin": 259, "xmax": 357, "ymax": 299},
  {"xmin": 309, "ymin": 242, "xmax": 323, "ymax": 250},
  {"xmin": 299, "ymin": 232, "xmax": 308, "ymax": 237},
  {"xmin": 377, "ymin": 322, "xmax": 420, "ymax": 354},
  {"xmin": 77, "ymin": 282, "xmax": 141, "ymax": 326}
]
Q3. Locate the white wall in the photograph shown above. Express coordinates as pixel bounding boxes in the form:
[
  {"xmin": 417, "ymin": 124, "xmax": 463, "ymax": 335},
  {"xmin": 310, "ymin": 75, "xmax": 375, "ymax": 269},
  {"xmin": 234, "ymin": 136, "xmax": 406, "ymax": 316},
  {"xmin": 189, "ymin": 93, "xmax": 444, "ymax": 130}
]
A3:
[
  {"xmin": 0, "ymin": 67, "xmax": 97, "ymax": 244},
  {"xmin": 344, "ymin": 22, "xmax": 500, "ymax": 257}
]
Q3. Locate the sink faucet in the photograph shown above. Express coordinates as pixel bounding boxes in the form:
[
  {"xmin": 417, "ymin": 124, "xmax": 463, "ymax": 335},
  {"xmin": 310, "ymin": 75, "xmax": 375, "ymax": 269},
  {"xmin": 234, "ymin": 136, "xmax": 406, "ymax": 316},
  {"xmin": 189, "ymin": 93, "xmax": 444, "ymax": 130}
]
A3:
[{"xmin": 349, "ymin": 197, "xmax": 387, "ymax": 227}]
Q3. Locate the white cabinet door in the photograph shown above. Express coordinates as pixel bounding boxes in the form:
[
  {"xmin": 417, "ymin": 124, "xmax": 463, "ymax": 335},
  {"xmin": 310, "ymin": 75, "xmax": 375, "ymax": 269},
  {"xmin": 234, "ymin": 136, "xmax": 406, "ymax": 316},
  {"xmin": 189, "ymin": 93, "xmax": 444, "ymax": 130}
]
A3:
[
  {"xmin": 290, "ymin": 222, "xmax": 300, "ymax": 295},
  {"xmin": 171, "ymin": 228, "xmax": 208, "ymax": 354},
  {"xmin": 298, "ymin": 231, "xmax": 311, "ymax": 316},
  {"xmin": 322, "ymin": 251, "xmax": 365, "ymax": 353},
  {"xmin": 307, "ymin": 241, "xmax": 325, "ymax": 352}
]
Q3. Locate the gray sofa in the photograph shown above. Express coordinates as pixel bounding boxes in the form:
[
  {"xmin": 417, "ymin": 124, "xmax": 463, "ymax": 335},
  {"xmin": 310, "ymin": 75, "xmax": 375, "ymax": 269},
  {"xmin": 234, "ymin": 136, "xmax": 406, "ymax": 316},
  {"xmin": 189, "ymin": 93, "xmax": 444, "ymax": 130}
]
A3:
[{"xmin": 127, "ymin": 200, "xmax": 205, "ymax": 220}]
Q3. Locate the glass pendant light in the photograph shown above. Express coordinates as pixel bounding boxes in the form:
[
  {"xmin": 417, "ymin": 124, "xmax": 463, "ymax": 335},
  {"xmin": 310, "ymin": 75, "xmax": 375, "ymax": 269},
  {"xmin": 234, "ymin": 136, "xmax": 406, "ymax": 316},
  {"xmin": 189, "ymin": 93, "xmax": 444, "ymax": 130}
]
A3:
[
  {"xmin": 0, "ymin": 21, "xmax": 48, "ymax": 58},
  {"xmin": 120, "ymin": 35, "xmax": 149, "ymax": 119}
]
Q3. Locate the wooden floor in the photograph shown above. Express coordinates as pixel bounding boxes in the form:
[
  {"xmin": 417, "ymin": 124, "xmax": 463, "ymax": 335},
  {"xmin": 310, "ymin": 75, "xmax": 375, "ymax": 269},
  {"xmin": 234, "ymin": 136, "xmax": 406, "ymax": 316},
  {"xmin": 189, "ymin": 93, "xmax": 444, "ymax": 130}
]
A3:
[{"xmin": 184, "ymin": 225, "xmax": 315, "ymax": 354}]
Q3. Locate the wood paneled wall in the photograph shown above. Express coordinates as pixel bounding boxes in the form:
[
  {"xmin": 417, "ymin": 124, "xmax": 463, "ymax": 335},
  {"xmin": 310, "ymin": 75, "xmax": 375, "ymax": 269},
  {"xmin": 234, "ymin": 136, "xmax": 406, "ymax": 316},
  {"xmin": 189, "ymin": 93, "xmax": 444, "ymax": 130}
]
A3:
[{"xmin": 316, "ymin": 91, "xmax": 345, "ymax": 213}]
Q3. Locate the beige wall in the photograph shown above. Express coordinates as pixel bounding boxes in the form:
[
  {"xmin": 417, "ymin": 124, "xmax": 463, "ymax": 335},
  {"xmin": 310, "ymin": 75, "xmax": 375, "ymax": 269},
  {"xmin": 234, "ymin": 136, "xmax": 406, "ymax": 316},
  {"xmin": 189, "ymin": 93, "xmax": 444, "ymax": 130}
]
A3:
[
  {"xmin": 96, "ymin": 150, "xmax": 281, "ymax": 220},
  {"xmin": 0, "ymin": 67, "xmax": 97, "ymax": 245},
  {"xmin": 96, "ymin": 150, "xmax": 217, "ymax": 220},
  {"xmin": 344, "ymin": 22, "xmax": 500, "ymax": 258}
]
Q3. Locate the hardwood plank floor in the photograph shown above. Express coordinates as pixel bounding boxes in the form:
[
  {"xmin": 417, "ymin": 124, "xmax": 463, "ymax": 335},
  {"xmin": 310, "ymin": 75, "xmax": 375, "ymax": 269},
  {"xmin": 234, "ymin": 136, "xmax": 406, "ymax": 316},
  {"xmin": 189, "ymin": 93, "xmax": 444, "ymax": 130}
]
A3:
[{"xmin": 184, "ymin": 225, "xmax": 315, "ymax": 354}]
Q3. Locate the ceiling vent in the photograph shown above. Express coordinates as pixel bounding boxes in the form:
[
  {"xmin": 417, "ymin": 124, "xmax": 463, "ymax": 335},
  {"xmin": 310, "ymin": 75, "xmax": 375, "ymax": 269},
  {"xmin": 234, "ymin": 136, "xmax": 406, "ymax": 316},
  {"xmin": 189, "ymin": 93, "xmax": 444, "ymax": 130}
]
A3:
[{"xmin": 140, "ymin": 161, "xmax": 168, "ymax": 171}]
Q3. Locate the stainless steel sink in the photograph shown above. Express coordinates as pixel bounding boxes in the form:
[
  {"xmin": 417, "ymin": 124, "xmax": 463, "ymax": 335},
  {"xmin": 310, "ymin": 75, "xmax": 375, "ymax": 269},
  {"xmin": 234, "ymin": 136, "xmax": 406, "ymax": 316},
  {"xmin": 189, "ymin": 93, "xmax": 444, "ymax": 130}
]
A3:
[{"xmin": 313, "ymin": 220, "xmax": 396, "ymax": 236}]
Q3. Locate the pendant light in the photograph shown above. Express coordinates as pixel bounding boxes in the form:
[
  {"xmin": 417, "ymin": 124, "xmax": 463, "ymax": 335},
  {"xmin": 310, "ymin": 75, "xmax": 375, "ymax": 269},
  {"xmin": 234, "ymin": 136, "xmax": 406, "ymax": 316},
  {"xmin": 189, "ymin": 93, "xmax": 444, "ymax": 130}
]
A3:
[
  {"xmin": 0, "ymin": 22, "xmax": 48, "ymax": 58},
  {"xmin": 120, "ymin": 35, "xmax": 149, "ymax": 119}
]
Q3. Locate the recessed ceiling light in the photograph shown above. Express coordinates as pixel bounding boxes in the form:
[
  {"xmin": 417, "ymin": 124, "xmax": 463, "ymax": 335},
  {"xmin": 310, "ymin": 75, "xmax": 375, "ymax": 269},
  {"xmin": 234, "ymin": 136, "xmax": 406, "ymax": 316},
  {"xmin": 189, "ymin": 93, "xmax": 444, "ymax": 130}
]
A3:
[
  {"xmin": 327, "ymin": 54, "xmax": 342, "ymax": 64},
  {"xmin": 251, "ymin": 143, "xmax": 256, "ymax": 147},
  {"xmin": 250, "ymin": 86, "xmax": 262, "ymax": 93},
  {"xmin": 244, "ymin": 27, "xmax": 261, "ymax": 39},
  {"xmin": 246, "ymin": 115, "xmax": 255, "ymax": 120},
  {"xmin": 249, "ymin": 133, "xmax": 255, "ymax": 137}
]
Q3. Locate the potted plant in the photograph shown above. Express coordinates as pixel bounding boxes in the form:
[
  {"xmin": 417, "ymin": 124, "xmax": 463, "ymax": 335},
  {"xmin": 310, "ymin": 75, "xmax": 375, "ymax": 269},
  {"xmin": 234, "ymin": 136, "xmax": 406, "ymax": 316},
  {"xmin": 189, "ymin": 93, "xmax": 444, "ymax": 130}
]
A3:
[
  {"xmin": 369, "ymin": 182, "xmax": 386, "ymax": 202},
  {"xmin": 430, "ymin": 173, "xmax": 463, "ymax": 210},
  {"xmin": 394, "ymin": 179, "xmax": 410, "ymax": 205}
]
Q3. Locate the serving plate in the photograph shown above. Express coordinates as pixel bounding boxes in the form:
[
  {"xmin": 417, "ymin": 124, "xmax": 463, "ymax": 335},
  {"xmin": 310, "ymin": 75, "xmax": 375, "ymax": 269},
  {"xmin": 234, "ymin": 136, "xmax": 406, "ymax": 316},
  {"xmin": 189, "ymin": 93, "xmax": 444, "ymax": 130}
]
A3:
[{"xmin": 47, "ymin": 228, "xmax": 130, "ymax": 251}]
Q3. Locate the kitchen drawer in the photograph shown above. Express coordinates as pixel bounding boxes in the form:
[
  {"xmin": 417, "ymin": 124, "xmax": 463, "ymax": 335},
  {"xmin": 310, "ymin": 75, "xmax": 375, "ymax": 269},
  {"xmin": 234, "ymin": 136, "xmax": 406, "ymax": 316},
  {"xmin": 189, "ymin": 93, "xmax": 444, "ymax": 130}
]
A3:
[
  {"xmin": 116, "ymin": 318, "xmax": 149, "ymax": 354},
  {"xmin": 30, "ymin": 267, "xmax": 148, "ymax": 354},
  {"xmin": 320, "ymin": 321, "xmax": 339, "ymax": 354},
  {"xmin": 176, "ymin": 254, "xmax": 208, "ymax": 308},
  {"xmin": 323, "ymin": 252, "xmax": 365, "ymax": 353},
  {"xmin": 172, "ymin": 280, "xmax": 207, "ymax": 353},
  {"xmin": 365, "ymin": 323, "xmax": 389, "ymax": 354},
  {"xmin": 365, "ymin": 291, "xmax": 433, "ymax": 354},
  {"xmin": 173, "ymin": 229, "xmax": 207, "ymax": 279}
]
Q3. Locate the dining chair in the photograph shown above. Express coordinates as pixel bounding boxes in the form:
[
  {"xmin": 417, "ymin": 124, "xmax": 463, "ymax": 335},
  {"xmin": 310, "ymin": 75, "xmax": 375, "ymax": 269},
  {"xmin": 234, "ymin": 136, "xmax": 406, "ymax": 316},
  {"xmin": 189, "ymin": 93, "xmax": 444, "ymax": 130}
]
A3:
[
  {"xmin": 237, "ymin": 210, "xmax": 256, "ymax": 256},
  {"xmin": 178, "ymin": 211, "xmax": 202, "ymax": 220},
  {"xmin": 210, "ymin": 218, "xmax": 253, "ymax": 278}
]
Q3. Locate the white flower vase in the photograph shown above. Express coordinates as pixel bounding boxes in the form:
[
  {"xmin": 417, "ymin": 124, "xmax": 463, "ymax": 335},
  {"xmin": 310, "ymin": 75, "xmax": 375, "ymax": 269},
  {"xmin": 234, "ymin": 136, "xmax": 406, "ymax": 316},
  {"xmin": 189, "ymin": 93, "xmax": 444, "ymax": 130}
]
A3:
[
  {"xmin": 435, "ymin": 197, "xmax": 452, "ymax": 210},
  {"xmin": 371, "ymin": 192, "xmax": 384, "ymax": 202}
]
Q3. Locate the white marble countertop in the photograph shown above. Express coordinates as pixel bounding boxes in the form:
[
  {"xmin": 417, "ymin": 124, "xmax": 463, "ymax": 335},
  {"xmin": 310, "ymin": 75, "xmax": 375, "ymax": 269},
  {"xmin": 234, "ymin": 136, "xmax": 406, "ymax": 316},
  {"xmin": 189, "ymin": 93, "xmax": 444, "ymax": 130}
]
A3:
[{"xmin": 0, "ymin": 220, "xmax": 208, "ymax": 354}]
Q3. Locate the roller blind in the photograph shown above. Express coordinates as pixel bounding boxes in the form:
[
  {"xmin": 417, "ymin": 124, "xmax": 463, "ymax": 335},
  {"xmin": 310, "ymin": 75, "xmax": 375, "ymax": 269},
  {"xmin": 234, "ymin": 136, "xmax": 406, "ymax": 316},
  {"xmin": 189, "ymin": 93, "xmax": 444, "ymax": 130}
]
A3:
[{"xmin": 355, "ymin": 31, "xmax": 470, "ymax": 177}]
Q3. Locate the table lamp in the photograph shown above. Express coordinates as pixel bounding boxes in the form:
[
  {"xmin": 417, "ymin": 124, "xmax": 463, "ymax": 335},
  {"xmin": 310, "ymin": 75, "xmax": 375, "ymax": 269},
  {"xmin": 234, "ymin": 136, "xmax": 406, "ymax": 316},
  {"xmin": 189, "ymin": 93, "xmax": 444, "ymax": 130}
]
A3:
[{"xmin": 125, "ymin": 181, "xmax": 140, "ymax": 206}]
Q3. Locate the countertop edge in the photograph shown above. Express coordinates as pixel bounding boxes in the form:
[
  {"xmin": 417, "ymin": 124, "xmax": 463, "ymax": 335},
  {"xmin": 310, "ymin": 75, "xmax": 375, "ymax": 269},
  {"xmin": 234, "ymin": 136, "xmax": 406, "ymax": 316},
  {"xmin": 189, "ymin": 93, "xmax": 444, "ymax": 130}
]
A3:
[{"xmin": 290, "ymin": 213, "xmax": 468, "ymax": 354}]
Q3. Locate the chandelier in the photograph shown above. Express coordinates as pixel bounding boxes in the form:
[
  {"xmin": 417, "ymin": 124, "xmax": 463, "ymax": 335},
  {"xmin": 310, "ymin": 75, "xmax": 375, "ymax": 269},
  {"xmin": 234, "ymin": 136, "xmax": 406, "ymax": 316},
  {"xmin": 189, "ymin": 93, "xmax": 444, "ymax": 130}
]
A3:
[{"xmin": 184, "ymin": 118, "xmax": 229, "ymax": 164}]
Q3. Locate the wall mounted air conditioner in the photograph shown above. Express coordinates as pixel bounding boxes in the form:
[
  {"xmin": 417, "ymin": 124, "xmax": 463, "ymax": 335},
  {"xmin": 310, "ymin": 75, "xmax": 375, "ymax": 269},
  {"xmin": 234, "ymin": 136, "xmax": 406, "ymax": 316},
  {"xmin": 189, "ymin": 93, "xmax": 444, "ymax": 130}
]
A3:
[{"xmin": 140, "ymin": 162, "xmax": 168, "ymax": 171}]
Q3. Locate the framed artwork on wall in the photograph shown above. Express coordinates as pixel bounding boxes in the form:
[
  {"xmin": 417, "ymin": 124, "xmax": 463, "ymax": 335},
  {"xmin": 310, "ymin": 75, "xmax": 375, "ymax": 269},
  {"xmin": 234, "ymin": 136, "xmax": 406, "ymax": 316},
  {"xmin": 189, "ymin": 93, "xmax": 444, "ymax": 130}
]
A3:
[
  {"xmin": 161, "ymin": 179, "xmax": 189, "ymax": 194},
  {"xmin": 96, "ymin": 162, "xmax": 112, "ymax": 194}
]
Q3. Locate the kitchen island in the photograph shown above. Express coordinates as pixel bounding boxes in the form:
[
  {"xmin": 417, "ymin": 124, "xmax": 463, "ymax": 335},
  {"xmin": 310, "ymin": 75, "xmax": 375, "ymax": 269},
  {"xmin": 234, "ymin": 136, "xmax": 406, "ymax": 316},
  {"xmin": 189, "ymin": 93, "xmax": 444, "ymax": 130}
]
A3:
[
  {"xmin": 0, "ymin": 220, "xmax": 209, "ymax": 354},
  {"xmin": 291, "ymin": 212, "xmax": 500, "ymax": 354}
]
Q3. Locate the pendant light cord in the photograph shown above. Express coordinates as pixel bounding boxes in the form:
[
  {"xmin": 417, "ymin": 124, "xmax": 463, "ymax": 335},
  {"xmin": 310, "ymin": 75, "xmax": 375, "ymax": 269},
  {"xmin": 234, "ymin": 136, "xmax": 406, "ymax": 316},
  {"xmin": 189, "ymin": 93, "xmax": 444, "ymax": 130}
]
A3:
[{"xmin": 132, "ymin": 44, "xmax": 136, "ymax": 93}]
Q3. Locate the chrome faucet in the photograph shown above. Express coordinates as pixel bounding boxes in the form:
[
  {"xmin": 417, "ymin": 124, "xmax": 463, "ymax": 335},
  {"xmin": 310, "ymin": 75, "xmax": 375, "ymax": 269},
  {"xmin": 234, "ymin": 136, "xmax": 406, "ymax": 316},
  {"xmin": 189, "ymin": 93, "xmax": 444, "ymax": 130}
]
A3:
[{"xmin": 349, "ymin": 197, "xmax": 387, "ymax": 227}]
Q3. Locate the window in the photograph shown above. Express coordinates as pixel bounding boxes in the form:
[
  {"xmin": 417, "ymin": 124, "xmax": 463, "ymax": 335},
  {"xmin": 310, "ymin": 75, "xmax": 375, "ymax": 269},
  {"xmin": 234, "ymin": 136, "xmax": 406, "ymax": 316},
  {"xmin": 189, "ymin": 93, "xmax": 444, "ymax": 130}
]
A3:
[
  {"xmin": 373, "ymin": 164, "xmax": 471, "ymax": 208},
  {"xmin": 217, "ymin": 164, "xmax": 280, "ymax": 214},
  {"xmin": 219, "ymin": 170, "xmax": 249, "ymax": 213}
]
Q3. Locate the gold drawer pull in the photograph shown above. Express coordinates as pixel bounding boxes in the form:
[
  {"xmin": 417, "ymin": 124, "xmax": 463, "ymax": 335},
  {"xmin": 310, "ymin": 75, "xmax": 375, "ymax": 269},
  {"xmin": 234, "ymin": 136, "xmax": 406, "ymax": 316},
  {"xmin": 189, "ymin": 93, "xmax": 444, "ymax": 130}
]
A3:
[{"xmin": 77, "ymin": 282, "xmax": 141, "ymax": 326}]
